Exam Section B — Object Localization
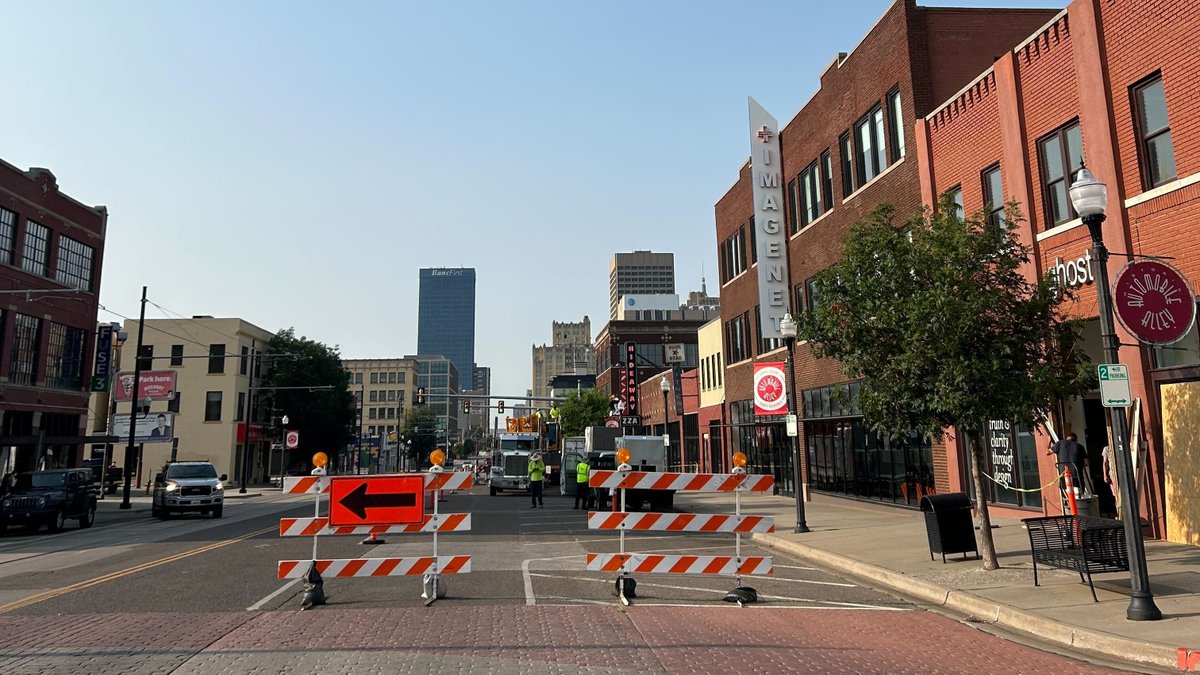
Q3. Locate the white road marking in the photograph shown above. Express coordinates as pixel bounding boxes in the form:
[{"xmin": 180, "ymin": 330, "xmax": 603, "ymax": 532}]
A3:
[
  {"xmin": 521, "ymin": 553, "xmax": 583, "ymax": 606},
  {"xmin": 740, "ymin": 574, "xmax": 855, "ymax": 587},
  {"xmin": 773, "ymin": 563, "xmax": 819, "ymax": 571},
  {"xmin": 246, "ymin": 578, "xmax": 301, "ymax": 611}
]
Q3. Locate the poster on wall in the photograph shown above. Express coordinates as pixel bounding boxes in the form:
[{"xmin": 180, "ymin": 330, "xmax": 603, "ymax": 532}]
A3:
[{"xmin": 987, "ymin": 420, "xmax": 1015, "ymax": 489}]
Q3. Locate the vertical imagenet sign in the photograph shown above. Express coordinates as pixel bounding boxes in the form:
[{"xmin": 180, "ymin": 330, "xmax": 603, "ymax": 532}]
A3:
[{"xmin": 748, "ymin": 97, "xmax": 791, "ymax": 340}]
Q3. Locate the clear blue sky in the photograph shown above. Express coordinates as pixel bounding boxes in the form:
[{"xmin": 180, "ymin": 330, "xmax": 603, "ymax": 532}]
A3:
[{"xmin": 3, "ymin": 0, "xmax": 1063, "ymax": 403}]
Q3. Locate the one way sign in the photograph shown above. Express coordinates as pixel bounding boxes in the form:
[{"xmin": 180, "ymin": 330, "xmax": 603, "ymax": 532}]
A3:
[{"xmin": 329, "ymin": 475, "xmax": 424, "ymax": 526}]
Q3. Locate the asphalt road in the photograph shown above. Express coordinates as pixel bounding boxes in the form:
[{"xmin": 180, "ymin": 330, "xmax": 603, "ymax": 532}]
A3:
[{"xmin": 0, "ymin": 483, "xmax": 1134, "ymax": 673}]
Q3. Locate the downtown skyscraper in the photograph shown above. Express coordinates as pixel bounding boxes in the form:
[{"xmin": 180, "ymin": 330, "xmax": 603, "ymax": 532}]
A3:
[{"xmin": 417, "ymin": 267, "xmax": 477, "ymax": 390}]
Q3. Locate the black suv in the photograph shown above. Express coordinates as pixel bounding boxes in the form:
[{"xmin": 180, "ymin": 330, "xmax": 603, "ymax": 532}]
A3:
[{"xmin": 0, "ymin": 469, "xmax": 98, "ymax": 533}]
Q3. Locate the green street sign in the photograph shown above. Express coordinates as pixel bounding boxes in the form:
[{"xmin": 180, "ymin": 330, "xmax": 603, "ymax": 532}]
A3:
[
  {"xmin": 89, "ymin": 375, "xmax": 110, "ymax": 393},
  {"xmin": 1097, "ymin": 363, "xmax": 1131, "ymax": 407}
]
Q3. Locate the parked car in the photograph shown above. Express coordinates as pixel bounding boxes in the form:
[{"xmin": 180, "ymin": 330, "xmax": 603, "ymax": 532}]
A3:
[
  {"xmin": 151, "ymin": 461, "xmax": 227, "ymax": 519},
  {"xmin": 0, "ymin": 469, "xmax": 98, "ymax": 533}
]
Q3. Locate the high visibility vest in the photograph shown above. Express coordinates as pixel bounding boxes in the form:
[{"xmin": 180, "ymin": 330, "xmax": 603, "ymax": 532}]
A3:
[{"xmin": 576, "ymin": 461, "xmax": 590, "ymax": 483}]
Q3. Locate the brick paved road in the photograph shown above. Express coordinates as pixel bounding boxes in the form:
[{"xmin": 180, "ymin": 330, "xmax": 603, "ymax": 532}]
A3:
[{"xmin": 0, "ymin": 606, "xmax": 1122, "ymax": 674}]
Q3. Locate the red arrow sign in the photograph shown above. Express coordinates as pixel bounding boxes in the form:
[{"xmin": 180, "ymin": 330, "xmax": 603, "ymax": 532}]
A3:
[{"xmin": 329, "ymin": 475, "xmax": 424, "ymax": 527}]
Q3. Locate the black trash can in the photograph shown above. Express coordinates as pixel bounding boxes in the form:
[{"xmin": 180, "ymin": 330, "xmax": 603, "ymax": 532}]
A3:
[{"xmin": 920, "ymin": 493, "xmax": 980, "ymax": 563}]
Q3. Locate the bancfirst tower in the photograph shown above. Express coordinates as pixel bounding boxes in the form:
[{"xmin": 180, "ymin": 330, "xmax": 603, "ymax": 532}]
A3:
[{"xmin": 417, "ymin": 268, "xmax": 477, "ymax": 390}]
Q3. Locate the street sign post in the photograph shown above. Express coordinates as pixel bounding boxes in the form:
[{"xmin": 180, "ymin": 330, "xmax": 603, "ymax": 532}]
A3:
[
  {"xmin": 329, "ymin": 475, "xmax": 424, "ymax": 527},
  {"xmin": 1098, "ymin": 364, "xmax": 1132, "ymax": 407}
]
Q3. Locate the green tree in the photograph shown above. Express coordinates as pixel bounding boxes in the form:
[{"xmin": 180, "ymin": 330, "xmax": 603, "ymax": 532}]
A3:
[
  {"xmin": 262, "ymin": 328, "xmax": 355, "ymax": 468},
  {"xmin": 799, "ymin": 197, "xmax": 1092, "ymax": 569},
  {"xmin": 400, "ymin": 406, "xmax": 440, "ymax": 465},
  {"xmin": 557, "ymin": 388, "xmax": 614, "ymax": 437}
]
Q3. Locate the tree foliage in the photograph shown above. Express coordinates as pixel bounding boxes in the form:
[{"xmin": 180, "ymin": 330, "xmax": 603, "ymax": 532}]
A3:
[
  {"xmin": 798, "ymin": 196, "xmax": 1093, "ymax": 568},
  {"xmin": 557, "ymin": 388, "xmax": 614, "ymax": 437},
  {"xmin": 262, "ymin": 328, "xmax": 355, "ymax": 463},
  {"xmin": 400, "ymin": 406, "xmax": 440, "ymax": 463}
]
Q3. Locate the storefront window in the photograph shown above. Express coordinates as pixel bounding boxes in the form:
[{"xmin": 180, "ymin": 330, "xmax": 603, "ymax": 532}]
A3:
[
  {"xmin": 963, "ymin": 420, "xmax": 1042, "ymax": 509},
  {"xmin": 1153, "ymin": 307, "xmax": 1200, "ymax": 368}
]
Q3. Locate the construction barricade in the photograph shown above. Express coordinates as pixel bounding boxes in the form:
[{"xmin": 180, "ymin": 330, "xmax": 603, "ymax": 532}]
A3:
[
  {"xmin": 584, "ymin": 450, "xmax": 774, "ymax": 605},
  {"xmin": 279, "ymin": 451, "xmax": 473, "ymax": 607}
]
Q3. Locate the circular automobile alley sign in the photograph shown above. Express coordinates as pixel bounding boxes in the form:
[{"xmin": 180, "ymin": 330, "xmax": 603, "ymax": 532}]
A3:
[
  {"xmin": 1113, "ymin": 259, "xmax": 1196, "ymax": 346},
  {"xmin": 753, "ymin": 362, "xmax": 788, "ymax": 416}
]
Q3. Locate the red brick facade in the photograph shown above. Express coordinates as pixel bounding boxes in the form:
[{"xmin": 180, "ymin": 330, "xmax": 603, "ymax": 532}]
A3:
[
  {"xmin": 714, "ymin": 0, "xmax": 1057, "ymax": 503},
  {"xmin": 918, "ymin": 0, "xmax": 1200, "ymax": 538},
  {"xmin": 0, "ymin": 161, "xmax": 108, "ymax": 471}
]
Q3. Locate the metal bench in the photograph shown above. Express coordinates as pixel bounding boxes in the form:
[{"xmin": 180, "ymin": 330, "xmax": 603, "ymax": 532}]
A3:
[{"xmin": 1023, "ymin": 515, "xmax": 1129, "ymax": 602}]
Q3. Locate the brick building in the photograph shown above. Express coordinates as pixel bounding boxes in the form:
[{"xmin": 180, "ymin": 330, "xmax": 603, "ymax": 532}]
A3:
[
  {"xmin": 714, "ymin": 0, "xmax": 1058, "ymax": 502},
  {"xmin": 0, "ymin": 161, "xmax": 108, "ymax": 474},
  {"xmin": 917, "ymin": 0, "xmax": 1200, "ymax": 541}
]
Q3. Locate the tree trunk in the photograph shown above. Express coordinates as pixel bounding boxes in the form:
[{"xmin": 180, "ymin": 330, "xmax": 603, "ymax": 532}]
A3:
[{"xmin": 968, "ymin": 430, "xmax": 1000, "ymax": 570}]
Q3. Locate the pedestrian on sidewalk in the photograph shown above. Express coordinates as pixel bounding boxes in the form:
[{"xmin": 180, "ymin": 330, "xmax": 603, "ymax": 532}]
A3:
[
  {"xmin": 574, "ymin": 457, "xmax": 590, "ymax": 510},
  {"xmin": 528, "ymin": 452, "xmax": 545, "ymax": 508}
]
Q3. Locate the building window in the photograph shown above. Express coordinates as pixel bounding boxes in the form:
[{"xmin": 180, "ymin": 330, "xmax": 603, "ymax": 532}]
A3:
[
  {"xmin": 370, "ymin": 372, "xmax": 379, "ymax": 384},
  {"xmin": 369, "ymin": 390, "xmax": 378, "ymax": 402},
  {"xmin": 397, "ymin": 372, "xmax": 405, "ymax": 383},
  {"xmin": 388, "ymin": 372, "xmax": 397, "ymax": 384},
  {"xmin": 388, "ymin": 407, "xmax": 396, "ymax": 418},
  {"xmin": 1037, "ymin": 121, "xmax": 1083, "ymax": 228},
  {"xmin": 719, "ymin": 226, "xmax": 747, "ymax": 283},
  {"xmin": 793, "ymin": 283, "xmax": 805, "ymax": 316},
  {"xmin": 839, "ymin": 131, "xmax": 854, "ymax": 197},
  {"xmin": 236, "ymin": 392, "xmax": 245, "ymax": 421},
  {"xmin": 55, "ymin": 236, "xmax": 94, "ymax": 291},
  {"xmin": 947, "ymin": 185, "xmax": 964, "ymax": 219},
  {"xmin": 982, "ymin": 165, "xmax": 1004, "ymax": 227},
  {"xmin": 355, "ymin": 372, "xmax": 363, "ymax": 384},
  {"xmin": 855, "ymin": 105, "xmax": 885, "ymax": 185},
  {"xmin": 239, "ymin": 346, "xmax": 249, "ymax": 375},
  {"xmin": 8, "ymin": 313, "xmax": 41, "ymax": 385},
  {"xmin": 0, "ymin": 207, "xmax": 16, "ymax": 265},
  {"xmin": 887, "ymin": 87, "xmax": 906, "ymax": 162},
  {"xmin": 724, "ymin": 312, "xmax": 752, "ymax": 364},
  {"xmin": 44, "ymin": 323, "xmax": 86, "ymax": 390},
  {"xmin": 21, "ymin": 220, "xmax": 49, "ymax": 276},
  {"xmin": 168, "ymin": 392, "xmax": 181, "ymax": 413},
  {"xmin": 748, "ymin": 218, "xmax": 756, "ymax": 264},
  {"xmin": 805, "ymin": 278, "xmax": 823, "ymax": 313},
  {"xmin": 170, "ymin": 344, "xmax": 184, "ymax": 366},
  {"xmin": 1132, "ymin": 74, "xmax": 1175, "ymax": 189},
  {"xmin": 388, "ymin": 390, "xmax": 396, "ymax": 402},
  {"xmin": 205, "ymin": 391, "xmax": 222, "ymax": 421},
  {"xmin": 820, "ymin": 150, "xmax": 834, "ymax": 212},
  {"xmin": 799, "ymin": 161, "xmax": 822, "ymax": 227},
  {"xmin": 786, "ymin": 177, "xmax": 800, "ymax": 234},
  {"xmin": 369, "ymin": 408, "xmax": 378, "ymax": 420},
  {"xmin": 207, "ymin": 344, "xmax": 225, "ymax": 373}
]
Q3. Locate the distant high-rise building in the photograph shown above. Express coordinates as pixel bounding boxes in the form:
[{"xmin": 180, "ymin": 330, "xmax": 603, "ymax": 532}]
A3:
[
  {"xmin": 531, "ymin": 317, "xmax": 594, "ymax": 401},
  {"xmin": 417, "ymin": 268, "xmax": 476, "ymax": 389},
  {"xmin": 609, "ymin": 251, "xmax": 674, "ymax": 319},
  {"xmin": 684, "ymin": 277, "xmax": 719, "ymax": 311}
]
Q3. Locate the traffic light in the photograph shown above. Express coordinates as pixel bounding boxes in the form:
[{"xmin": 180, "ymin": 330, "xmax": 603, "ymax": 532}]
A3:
[
  {"xmin": 416, "ymin": 387, "xmax": 426, "ymax": 405},
  {"xmin": 462, "ymin": 399, "xmax": 471, "ymax": 414},
  {"xmin": 497, "ymin": 400, "xmax": 504, "ymax": 413}
]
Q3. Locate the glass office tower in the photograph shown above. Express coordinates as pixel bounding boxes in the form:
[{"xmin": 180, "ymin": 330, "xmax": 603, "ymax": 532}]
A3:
[{"xmin": 417, "ymin": 268, "xmax": 476, "ymax": 390}]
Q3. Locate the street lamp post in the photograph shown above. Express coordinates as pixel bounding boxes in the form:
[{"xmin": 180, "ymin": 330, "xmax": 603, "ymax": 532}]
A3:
[
  {"xmin": 659, "ymin": 377, "xmax": 672, "ymax": 469},
  {"xmin": 1068, "ymin": 165, "xmax": 1160, "ymax": 621},
  {"xmin": 120, "ymin": 287, "xmax": 148, "ymax": 510},
  {"xmin": 779, "ymin": 313, "xmax": 810, "ymax": 534},
  {"xmin": 278, "ymin": 414, "xmax": 289, "ymax": 490}
]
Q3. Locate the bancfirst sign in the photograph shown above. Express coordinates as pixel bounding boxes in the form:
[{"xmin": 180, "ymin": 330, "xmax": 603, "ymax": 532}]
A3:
[{"xmin": 748, "ymin": 97, "xmax": 791, "ymax": 340}]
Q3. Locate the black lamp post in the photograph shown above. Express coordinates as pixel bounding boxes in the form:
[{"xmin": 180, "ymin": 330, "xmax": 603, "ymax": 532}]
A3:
[
  {"xmin": 779, "ymin": 312, "xmax": 810, "ymax": 534},
  {"xmin": 659, "ymin": 377, "xmax": 672, "ymax": 468},
  {"xmin": 1068, "ymin": 165, "xmax": 1161, "ymax": 621}
]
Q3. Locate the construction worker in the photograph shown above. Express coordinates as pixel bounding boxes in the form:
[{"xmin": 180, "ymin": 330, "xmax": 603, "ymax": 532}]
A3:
[
  {"xmin": 574, "ymin": 457, "xmax": 591, "ymax": 510},
  {"xmin": 528, "ymin": 452, "xmax": 545, "ymax": 508}
]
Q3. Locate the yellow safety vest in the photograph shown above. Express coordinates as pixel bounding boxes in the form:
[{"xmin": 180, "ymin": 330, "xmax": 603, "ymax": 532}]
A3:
[{"xmin": 576, "ymin": 461, "xmax": 590, "ymax": 483}]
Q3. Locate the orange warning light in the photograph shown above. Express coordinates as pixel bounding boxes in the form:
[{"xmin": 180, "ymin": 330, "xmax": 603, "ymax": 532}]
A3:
[
  {"xmin": 616, "ymin": 448, "xmax": 631, "ymax": 464},
  {"xmin": 430, "ymin": 450, "xmax": 446, "ymax": 466},
  {"xmin": 732, "ymin": 452, "xmax": 748, "ymax": 468},
  {"xmin": 312, "ymin": 452, "xmax": 329, "ymax": 468}
]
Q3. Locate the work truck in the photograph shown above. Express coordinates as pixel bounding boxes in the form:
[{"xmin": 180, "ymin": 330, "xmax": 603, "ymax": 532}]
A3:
[
  {"xmin": 588, "ymin": 433, "xmax": 674, "ymax": 512},
  {"xmin": 489, "ymin": 432, "xmax": 539, "ymax": 496}
]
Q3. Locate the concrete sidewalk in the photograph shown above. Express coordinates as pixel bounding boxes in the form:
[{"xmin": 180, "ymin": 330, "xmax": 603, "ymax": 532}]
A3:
[{"xmin": 677, "ymin": 491, "xmax": 1199, "ymax": 672}]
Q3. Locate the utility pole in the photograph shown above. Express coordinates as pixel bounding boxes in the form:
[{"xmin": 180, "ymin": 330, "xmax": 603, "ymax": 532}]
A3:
[{"xmin": 119, "ymin": 286, "xmax": 147, "ymax": 510}]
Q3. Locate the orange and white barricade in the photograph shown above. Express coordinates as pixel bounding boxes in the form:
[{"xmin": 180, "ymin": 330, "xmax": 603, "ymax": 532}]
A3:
[
  {"xmin": 585, "ymin": 452, "xmax": 774, "ymax": 605},
  {"xmin": 278, "ymin": 452, "xmax": 472, "ymax": 607}
]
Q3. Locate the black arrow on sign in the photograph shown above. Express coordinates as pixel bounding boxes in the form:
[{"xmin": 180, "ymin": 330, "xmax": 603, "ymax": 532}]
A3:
[{"xmin": 339, "ymin": 483, "xmax": 417, "ymax": 520}]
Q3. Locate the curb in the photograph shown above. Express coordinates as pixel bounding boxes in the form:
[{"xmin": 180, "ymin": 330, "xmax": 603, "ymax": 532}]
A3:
[{"xmin": 752, "ymin": 531, "xmax": 1178, "ymax": 671}]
